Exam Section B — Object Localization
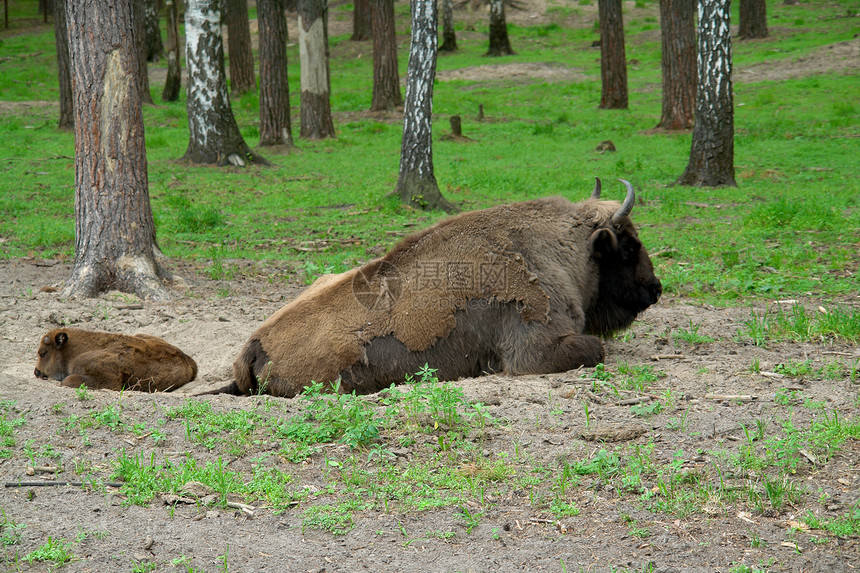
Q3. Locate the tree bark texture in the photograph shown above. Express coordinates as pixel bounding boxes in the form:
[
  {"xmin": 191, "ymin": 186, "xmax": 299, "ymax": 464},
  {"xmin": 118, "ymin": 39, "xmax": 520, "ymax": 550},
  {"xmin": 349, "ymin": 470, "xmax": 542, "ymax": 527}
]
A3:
[
  {"xmin": 298, "ymin": 0, "xmax": 335, "ymax": 139},
  {"xmin": 598, "ymin": 0, "xmax": 628, "ymax": 109},
  {"xmin": 162, "ymin": 0, "xmax": 181, "ymax": 101},
  {"xmin": 258, "ymin": 0, "xmax": 295, "ymax": 146},
  {"xmin": 370, "ymin": 0, "xmax": 402, "ymax": 111},
  {"xmin": 184, "ymin": 0, "xmax": 267, "ymax": 165},
  {"xmin": 439, "ymin": 0, "xmax": 457, "ymax": 52},
  {"xmin": 485, "ymin": 0, "xmax": 513, "ymax": 56},
  {"xmin": 226, "ymin": 0, "xmax": 257, "ymax": 94},
  {"xmin": 394, "ymin": 0, "xmax": 454, "ymax": 213},
  {"xmin": 53, "ymin": 0, "xmax": 73, "ymax": 129},
  {"xmin": 738, "ymin": 0, "xmax": 767, "ymax": 39},
  {"xmin": 133, "ymin": 0, "xmax": 154, "ymax": 104},
  {"xmin": 65, "ymin": 0, "xmax": 169, "ymax": 301},
  {"xmin": 656, "ymin": 0, "xmax": 695, "ymax": 129},
  {"xmin": 351, "ymin": 0, "xmax": 372, "ymax": 41},
  {"xmin": 676, "ymin": 0, "xmax": 737, "ymax": 187},
  {"xmin": 144, "ymin": 0, "xmax": 164, "ymax": 61}
]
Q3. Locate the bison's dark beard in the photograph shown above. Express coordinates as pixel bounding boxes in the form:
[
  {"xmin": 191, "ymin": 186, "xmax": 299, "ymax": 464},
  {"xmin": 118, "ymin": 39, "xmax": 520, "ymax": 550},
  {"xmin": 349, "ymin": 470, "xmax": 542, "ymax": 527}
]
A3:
[{"xmin": 582, "ymin": 279, "xmax": 662, "ymax": 337}]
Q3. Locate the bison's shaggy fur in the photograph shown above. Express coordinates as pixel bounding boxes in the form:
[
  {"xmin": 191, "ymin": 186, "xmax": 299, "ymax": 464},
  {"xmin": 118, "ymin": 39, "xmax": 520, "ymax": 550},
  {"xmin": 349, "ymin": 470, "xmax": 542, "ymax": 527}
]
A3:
[
  {"xmin": 217, "ymin": 184, "xmax": 661, "ymax": 397},
  {"xmin": 34, "ymin": 328, "xmax": 198, "ymax": 392}
]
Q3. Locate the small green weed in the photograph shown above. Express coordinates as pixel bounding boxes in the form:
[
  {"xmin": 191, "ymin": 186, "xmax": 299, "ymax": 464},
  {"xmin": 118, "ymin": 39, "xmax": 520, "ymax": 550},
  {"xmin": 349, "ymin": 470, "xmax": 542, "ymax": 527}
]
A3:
[{"xmin": 23, "ymin": 536, "xmax": 77, "ymax": 568}]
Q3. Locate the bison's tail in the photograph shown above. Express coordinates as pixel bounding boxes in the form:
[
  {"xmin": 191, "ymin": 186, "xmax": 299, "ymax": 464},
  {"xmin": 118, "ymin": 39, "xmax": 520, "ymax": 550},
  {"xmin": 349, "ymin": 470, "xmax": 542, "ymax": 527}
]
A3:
[
  {"xmin": 232, "ymin": 338, "xmax": 270, "ymax": 395},
  {"xmin": 195, "ymin": 381, "xmax": 243, "ymax": 396}
]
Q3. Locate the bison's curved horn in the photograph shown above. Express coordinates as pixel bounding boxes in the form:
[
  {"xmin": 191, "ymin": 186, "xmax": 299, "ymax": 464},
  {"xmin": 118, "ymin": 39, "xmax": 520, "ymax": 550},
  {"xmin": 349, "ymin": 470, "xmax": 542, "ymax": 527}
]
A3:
[
  {"xmin": 590, "ymin": 177, "xmax": 602, "ymax": 199},
  {"xmin": 611, "ymin": 179, "xmax": 635, "ymax": 224}
]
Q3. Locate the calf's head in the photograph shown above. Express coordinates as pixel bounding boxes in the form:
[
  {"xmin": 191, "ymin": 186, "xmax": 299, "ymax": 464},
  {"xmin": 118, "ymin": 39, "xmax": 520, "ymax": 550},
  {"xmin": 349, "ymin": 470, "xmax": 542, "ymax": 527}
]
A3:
[
  {"xmin": 584, "ymin": 179, "xmax": 662, "ymax": 335},
  {"xmin": 34, "ymin": 329, "xmax": 70, "ymax": 382}
]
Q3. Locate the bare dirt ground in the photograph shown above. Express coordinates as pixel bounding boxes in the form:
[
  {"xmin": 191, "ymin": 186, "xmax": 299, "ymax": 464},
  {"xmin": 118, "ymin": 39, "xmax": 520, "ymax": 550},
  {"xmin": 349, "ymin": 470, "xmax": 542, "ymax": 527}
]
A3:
[{"xmin": 1, "ymin": 259, "xmax": 858, "ymax": 572}]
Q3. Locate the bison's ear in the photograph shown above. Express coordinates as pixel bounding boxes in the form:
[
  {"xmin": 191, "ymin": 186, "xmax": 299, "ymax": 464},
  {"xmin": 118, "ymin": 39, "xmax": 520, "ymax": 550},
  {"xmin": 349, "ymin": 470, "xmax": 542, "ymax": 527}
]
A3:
[
  {"xmin": 54, "ymin": 332, "xmax": 68, "ymax": 349},
  {"xmin": 588, "ymin": 228, "xmax": 619, "ymax": 259}
]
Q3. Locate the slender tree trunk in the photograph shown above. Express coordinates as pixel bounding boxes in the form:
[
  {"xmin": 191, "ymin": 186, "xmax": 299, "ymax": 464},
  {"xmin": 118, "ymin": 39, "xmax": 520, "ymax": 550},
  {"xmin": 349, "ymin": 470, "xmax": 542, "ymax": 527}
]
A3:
[
  {"xmin": 144, "ymin": 0, "xmax": 164, "ymax": 61},
  {"xmin": 676, "ymin": 0, "xmax": 736, "ymax": 187},
  {"xmin": 738, "ymin": 0, "xmax": 767, "ymax": 39},
  {"xmin": 370, "ymin": 0, "xmax": 402, "ymax": 111},
  {"xmin": 298, "ymin": 0, "xmax": 335, "ymax": 139},
  {"xmin": 162, "ymin": 0, "xmax": 181, "ymax": 101},
  {"xmin": 184, "ymin": 0, "xmax": 267, "ymax": 165},
  {"xmin": 393, "ymin": 0, "xmax": 454, "ymax": 213},
  {"xmin": 485, "ymin": 0, "xmax": 513, "ymax": 56},
  {"xmin": 133, "ymin": 0, "xmax": 154, "ymax": 104},
  {"xmin": 226, "ymin": 0, "xmax": 257, "ymax": 94},
  {"xmin": 65, "ymin": 0, "xmax": 170, "ymax": 301},
  {"xmin": 351, "ymin": 0, "xmax": 372, "ymax": 41},
  {"xmin": 259, "ymin": 0, "xmax": 295, "ymax": 147},
  {"xmin": 439, "ymin": 0, "xmax": 457, "ymax": 52},
  {"xmin": 53, "ymin": 0, "xmax": 73, "ymax": 129},
  {"xmin": 598, "ymin": 0, "xmax": 628, "ymax": 109},
  {"xmin": 656, "ymin": 0, "xmax": 695, "ymax": 129}
]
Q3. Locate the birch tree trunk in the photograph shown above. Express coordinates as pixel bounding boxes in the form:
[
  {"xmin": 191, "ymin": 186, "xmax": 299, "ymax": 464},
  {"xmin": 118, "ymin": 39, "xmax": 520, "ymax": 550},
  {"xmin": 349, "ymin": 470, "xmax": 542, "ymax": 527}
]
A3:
[
  {"xmin": 64, "ymin": 0, "xmax": 171, "ymax": 301},
  {"xmin": 162, "ymin": 0, "xmax": 181, "ymax": 102},
  {"xmin": 226, "ymin": 0, "xmax": 257, "ymax": 94},
  {"xmin": 393, "ymin": 0, "xmax": 454, "ymax": 213},
  {"xmin": 656, "ymin": 0, "xmax": 695, "ymax": 130},
  {"xmin": 676, "ymin": 0, "xmax": 737, "ymax": 187},
  {"xmin": 53, "ymin": 0, "xmax": 73, "ymax": 129},
  {"xmin": 598, "ymin": 0, "xmax": 628, "ymax": 109},
  {"xmin": 370, "ymin": 0, "xmax": 402, "ymax": 111},
  {"xmin": 184, "ymin": 0, "xmax": 267, "ymax": 165},
  {"xmin": 439, "ymin": 0, "xmax": 457, "ymax": 52},
  {"xmin": 485, "ymin": 0, "xmax": 513, "ymax": 56},
  {"xmin": 258, "ymin": 0, "xmax": 295, "ymax": 146},
  {"xmin": 298, "ymin": 0, "xmax": 335, "ymax": 139}
]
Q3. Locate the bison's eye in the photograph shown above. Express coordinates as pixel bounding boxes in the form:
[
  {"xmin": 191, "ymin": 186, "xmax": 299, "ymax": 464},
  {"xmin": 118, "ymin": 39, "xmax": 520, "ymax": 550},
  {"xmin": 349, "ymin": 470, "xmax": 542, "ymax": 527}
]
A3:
[{"xmin": 38, "ymin": 350, "xmax": 47, "ymax": 358}]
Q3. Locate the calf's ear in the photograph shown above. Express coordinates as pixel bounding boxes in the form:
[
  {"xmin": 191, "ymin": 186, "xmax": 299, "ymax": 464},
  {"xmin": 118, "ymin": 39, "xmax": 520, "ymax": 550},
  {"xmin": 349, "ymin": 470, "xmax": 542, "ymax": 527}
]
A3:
[
  {"xmin": 588, "ymin": 228, "xmax": 619, "ymax": 259},
  {"xmin": 54, "ymin": 332, "xmax": 68, "ymax": 348}
]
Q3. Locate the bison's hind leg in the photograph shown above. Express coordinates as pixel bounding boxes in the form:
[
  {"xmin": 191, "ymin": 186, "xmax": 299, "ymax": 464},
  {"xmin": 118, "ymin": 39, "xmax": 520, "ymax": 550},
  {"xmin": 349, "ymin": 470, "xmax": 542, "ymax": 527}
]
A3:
[{"xmin": 508, "ymin": 333, "xmax": 605, "ymax": 375}]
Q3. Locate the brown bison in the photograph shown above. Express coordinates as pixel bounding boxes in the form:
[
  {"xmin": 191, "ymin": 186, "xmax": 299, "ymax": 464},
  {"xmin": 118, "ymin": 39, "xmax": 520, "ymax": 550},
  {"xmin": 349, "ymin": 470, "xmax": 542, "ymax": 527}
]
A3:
[
  {"xmin": 34, "ymin": 328, "xmax": 198, "ymax": 392},
  {"xmin": 213, "ymin": 179, "xmax": 661, "ymax": 398}
]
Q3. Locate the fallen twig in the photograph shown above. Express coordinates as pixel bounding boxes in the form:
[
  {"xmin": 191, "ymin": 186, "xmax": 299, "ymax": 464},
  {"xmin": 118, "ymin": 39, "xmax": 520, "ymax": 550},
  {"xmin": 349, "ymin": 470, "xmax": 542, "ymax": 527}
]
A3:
[
  {"xmin": 5, "ymin": 481, "xmax": 124, "ymax": 488},
  {"xmin": 705, "ymin": 394, "xmax": 759, "ymax": 402},
  {"xmin": 650, "ymin": 354, "xmax": 685, "ymax": 361},
  {"xmin": 226, "ymin": 501, "xmax": 256, "ymax": 517}
]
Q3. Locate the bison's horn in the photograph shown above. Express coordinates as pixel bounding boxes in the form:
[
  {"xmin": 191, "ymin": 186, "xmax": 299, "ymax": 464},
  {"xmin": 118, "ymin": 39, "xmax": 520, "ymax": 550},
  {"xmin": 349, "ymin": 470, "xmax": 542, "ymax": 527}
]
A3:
[
  {"xmin": 590, "ymin": 177, "xmax": 602, "ymax": 199},
  {"xmin": 611, "ymin": 179, "xmax": 635, "ymax": 224}
]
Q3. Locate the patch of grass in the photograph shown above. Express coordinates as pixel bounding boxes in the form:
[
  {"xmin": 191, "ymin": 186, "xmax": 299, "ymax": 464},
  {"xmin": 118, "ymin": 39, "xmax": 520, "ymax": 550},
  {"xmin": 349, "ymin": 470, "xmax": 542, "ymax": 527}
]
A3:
[
  {"xmin": 22, "ymin": 536, "xmax": 77, "ymax": 568},
  {"xmin": 739, "ymin": 305, "xmax": 860, "ymax": 346},
  {"xmin": 0, "ymin": 511, "xmax": 26, "ymax": 547},
  {"xmin": 672, "ymin": 319, "xmax": 716, "ymax": 345}
]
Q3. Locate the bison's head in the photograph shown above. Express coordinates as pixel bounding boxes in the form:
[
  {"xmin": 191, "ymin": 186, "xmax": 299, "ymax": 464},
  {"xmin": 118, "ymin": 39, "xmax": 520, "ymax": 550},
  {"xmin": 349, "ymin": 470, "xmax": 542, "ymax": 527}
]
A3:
[
  {"xmin": 34, "ymin": 329, "xmax": 70, "ymax": 382},
  {"xmin": 584, "ymin": 180, "xmax": 662, "ymax": 336}
]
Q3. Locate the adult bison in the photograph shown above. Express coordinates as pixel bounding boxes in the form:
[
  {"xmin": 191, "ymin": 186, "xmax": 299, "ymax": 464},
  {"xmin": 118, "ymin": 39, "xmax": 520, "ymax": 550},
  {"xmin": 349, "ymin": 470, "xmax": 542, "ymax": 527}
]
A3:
[{"xmin": 214, "ymin": 179, "xmax": 661, "ymax": 397}]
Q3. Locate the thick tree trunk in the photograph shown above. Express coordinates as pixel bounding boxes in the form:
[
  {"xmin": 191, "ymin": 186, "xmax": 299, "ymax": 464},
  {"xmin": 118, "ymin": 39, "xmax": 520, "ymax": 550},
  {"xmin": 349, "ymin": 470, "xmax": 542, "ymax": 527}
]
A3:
[
  {"xmin": 298, "ymin": 0, "xmax": 335, "ymax": 139},
  {"xmin": 485, "ymin": 0, "xmax": 513, "ymax": 56},
  {"xmin": 133, "ymin": 0, "xmax": 154, "ymax": 104},
  {"xmin": 161, "ymin": 0, "xmax": 181, "ymax": 101},
  {"xmin": 598, "ymin": 0, "xmax": 628, "ymax": 109},
  {"xmin": 259, "ymin": 0, "xmax": 295, "ymax": 147},
  {"xmin": 370, "ymin": 0, "xmax": 402, "ymax": 111},
  {"xmin": 439, "ymin": 0, "xmax": 457, "ymax": 52},
  {"xmin": 351, "ymin": 0, "xmax": 372, "ymax": 41},
  {"xmin": 144, "ymin": 0, "xmax": 164, "ymax": 61},
  {"xmin": 53, "ymin": 0, "xmax": 73, "ymax": 129},
  {"xmin": 739, "ymin": 0, "xmax": 767, "ymax": 39},
  {"xmin": 65, "ymin": 0, "xmax": 170, "ymax": 301},
  {"xmin": 656, "ymin": 0, "xmax": 695, "ymax": 130},
  {"xmin": 226, "ymin": 0, "xmax": 257, "ymax": 94},
  {"xmin": 394, "ymin": 0, "xmax": 454, "ymax": 213},
  {"xmin": 676, "ymin": 0, "xmax": 737, "ymax": 187},
  {"xmin": 184, "ymin": 0, "xmax": 267, "ymax": 165}
]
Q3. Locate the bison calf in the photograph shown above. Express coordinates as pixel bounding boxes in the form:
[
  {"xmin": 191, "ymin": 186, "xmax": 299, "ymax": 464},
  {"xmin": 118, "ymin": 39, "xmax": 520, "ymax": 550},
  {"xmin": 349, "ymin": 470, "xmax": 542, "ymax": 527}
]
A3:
[
  {"xmin": 34, "ymin": 328, "xmax": 197, "ymax": 392},
  {"xmin": 215, "ymin": 179, "xmax": 661, "ymax": 398}
]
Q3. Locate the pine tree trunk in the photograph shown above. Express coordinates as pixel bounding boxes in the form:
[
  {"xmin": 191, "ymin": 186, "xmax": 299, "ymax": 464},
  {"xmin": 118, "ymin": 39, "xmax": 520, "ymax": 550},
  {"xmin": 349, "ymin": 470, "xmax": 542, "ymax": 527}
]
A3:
[
  {"xmin": 598, "ymin": 0, "xmax": 628, "ymax": 109},
  {"xmin": 656, "ymin": 0, "xmax": 695, "ymax": 130},
  {"xmin": 53, "ymin": 0, "xmax": 73, "ymax": 129},
  {"xmin": 370, "ymin": 0, "xmax": 402, "ymax": 111},
  {"xmin": 439, "ymin": 0, "xmax": 457, "ymax": 52},
  {"xmin": 226, "ymin": 0, "xmax": 257, "ymax": 94},
  {"xmin": 144, "ymin": 0, "xmax": 164, "ymax": 61},
  {"xmin": 351, "ymin": 0, "xmax": 372, "ymax": 41},
  {"xmin": 394, "ymin": 0, "xmax": 455, "ymax": 213},
  {"xmin": 739, "ymin": 0, "xmax": 767, "ymax": 39},
  {"xmin": 65, "ymin": 0, "xmax": 170, "ymax": 301},
  {"xmin": 184, "ymin": 0, "xmax": 267, "ymax": 165},
  {"xmin": 676, "ymin": 0, "xmax": 737, "ymax": 187},
  {"xmin": 259, "ymin": 0, "xmax": 295, "ymax": 147},
  {"xmin": 162, "ymin": 0, "xmax": 181, "ymax": 102},
  {"xmin": 298, "ymin": 0, "xmax": 335, "ymax": 139},
  {"xmin": 485, "ymin": 0, "xmax": 513, "ymax": 56},
  {"xmin": 133, "ymin": 0, "xmax": 154, "ymax": 104}
]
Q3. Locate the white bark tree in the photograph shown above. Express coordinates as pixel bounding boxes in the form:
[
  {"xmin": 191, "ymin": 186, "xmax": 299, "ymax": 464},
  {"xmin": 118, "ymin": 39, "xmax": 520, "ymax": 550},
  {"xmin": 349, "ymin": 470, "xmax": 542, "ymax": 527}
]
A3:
[{"xmin": 298, "ymin": 0, "xmax": 335, "ymax": 139}]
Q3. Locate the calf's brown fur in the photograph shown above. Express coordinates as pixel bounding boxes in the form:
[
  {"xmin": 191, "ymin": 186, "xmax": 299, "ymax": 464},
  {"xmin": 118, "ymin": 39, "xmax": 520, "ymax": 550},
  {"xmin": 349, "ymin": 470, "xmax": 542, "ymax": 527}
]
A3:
[
  {"xmin": 216, "ymin": 179, "xmax": 662, "ymax": 398},
  {"xmin": 34, "ymin": 328, "xmax": 197, "ymax": 392}
]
